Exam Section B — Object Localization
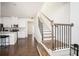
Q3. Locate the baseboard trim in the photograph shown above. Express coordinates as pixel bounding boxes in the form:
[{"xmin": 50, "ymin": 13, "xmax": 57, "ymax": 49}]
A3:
[
  {"xmin": 18, "ymin": 37, "xmax": 27, "ymax": 39},
  {"xmin": 34, "ymin": 37, "xmax": 50, "ymax": 56},
  {"xmin": 37, "ymin": 46, "xmax": 42, "ymax": 56}
]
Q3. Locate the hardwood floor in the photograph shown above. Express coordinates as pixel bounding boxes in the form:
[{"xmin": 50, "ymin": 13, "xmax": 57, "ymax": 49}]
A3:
[
  {"xmin": 43, "ymin": 40, "xmax": 65, "ymax": 50},
  {"xmin": 0, "ymin": 35, "xmax": 39, "ymax": 56}
]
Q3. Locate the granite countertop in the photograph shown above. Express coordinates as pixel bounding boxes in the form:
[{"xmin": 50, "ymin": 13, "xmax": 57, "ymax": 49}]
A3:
[{"xmin": 0, "ymin": 27, "xmax": 25, "ymax": 34}]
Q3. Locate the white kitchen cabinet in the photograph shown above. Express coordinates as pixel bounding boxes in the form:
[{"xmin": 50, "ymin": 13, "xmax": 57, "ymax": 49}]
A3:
[{"xmin": 18, "ymin": 28, "xmax": 27, "ymax": 38}]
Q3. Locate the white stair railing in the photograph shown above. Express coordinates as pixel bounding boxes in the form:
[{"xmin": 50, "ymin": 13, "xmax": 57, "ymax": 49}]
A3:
[{"xmin": 38, "ymin": 12, "xmax": 74, "ymax": 56}]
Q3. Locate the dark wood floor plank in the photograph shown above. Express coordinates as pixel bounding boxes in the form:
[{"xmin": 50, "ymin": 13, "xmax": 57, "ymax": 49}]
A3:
[{"xmin": 0, "ymin": 35, "xmax": 39, "ymax": 56}]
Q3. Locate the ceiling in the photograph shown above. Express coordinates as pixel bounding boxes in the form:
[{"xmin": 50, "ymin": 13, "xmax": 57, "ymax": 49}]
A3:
[{"xmin": 1, "ymin": 2, "xmax": 44, "ymax": 18}]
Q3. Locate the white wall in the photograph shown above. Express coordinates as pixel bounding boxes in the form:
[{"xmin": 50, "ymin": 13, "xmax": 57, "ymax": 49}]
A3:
[
  {"xmin": 0, "ymin": 3, "xmax": 1, "ymax": 23},
  {"xmin": 1, "ymin": 2, "xmax": 43, "ymax": 17},
  {"xmin": 70, "ymin": 2, "xmax": 79, "ymax": 44},
  {"xmin": 1, "ymin": 17, "xmax": 28, "ymax": 38},
  {"xmin": 0, "ymin": 17, "xmax": 2, "ymax": 23},
  {"xmin": 0, "ymin": 2, "xmax": 1, "ymax": 16},
  {"xmin": 2, "ymin": 17, "xmax": 18, "ymax": 27},
  {"xmin": 41, "ymin": 2, "xmax": 70, "ymax": 23}
]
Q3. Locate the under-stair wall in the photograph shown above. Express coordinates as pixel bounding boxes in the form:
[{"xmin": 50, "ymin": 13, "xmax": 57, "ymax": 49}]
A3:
[{"xmin": 34, "ymin": 17, "xmax": 42, "ymax": 42}]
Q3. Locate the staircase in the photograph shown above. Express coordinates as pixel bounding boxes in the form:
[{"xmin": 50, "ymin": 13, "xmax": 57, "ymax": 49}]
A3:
[
  {"xmin": 43, "ymin": 24, "xmax": 52, "ymax": 40},
  {"xmin": 37, "ymin": 12, "xmax": 73, "ymax": 56},
  {"xmin": 43, "ymin": 23, "xmax": 53, "ymax": 49}
]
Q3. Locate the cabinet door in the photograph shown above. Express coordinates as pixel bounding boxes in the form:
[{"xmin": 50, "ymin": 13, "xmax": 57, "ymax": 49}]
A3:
[{"xmin": 18, "ymin": 28, "xmax": 26, "ymax": 38}]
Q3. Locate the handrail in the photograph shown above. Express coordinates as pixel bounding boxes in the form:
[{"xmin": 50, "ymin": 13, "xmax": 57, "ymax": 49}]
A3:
[
  {"xmin": 54, "ymin": 23, "xmax": 74, "ymax": 26},
  {"xmin": 41, "ymin": 12, "xmax": 52, "ymax": 22},
  {"xmin": 41, "ymin": 12, "xmax": 74, "ymax": 26}
]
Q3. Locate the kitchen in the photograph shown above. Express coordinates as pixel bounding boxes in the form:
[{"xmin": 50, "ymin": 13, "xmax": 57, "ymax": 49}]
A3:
[{"xmin": 0, "ymin": 16, "xmax": 28, "ymax": 47}]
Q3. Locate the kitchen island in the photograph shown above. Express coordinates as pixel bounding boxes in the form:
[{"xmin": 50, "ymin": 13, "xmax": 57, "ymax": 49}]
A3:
[{"xmin": 0, "ymin": 31, "xmax": 17, "ymax": 45}]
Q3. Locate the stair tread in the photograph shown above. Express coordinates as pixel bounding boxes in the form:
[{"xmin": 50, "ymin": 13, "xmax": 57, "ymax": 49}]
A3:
[
  {"xmin": 44, "ymin": 33, "xmax": 52, "ymax": 35},
  {"xmin": 43, "ymin": 36, "xmax": 52, "ymax": 38},
  {"xmin": 43, "ymin": 35, "xmax": 52, "ymax": 37},
  {"xmin": 43, "ymin": 32, "xmax": 52, "ymax": 34},
  {"xmin": 43, "ymin": 31, "xmax": 51, "ymax": 32}
]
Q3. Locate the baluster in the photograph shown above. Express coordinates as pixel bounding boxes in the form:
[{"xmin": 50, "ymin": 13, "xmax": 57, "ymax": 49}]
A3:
[
  {"xmin": 66, "ymin": 26, "xmax": 67, "ymax": 48},
  {"xmin": 60, "ymin": 25, "xmax": 61, "ymax": 49},
  {"xmin": 62, "ymin": 25, "xmax": 63, "ymax": 49},
  {"xmin": 55, "ymin": 25, "xmax": 56, "ymax": 50},
  {"xmin": 42, "ymin": 24, "xmax": 43, "ymax": 41},
  {"xmin": 57, "ymin": 25, "xmax": 59, "ymax": 49},
  {"xmin": 52, "ymin": 25, "xmax": 54, "ymax": 50},
  {"xmin": 67, "ymin": 25, "xmax": 69, "ymax": 48},
  {"xmin": 64, "ymin": 25, "xmax": 65, "ymax": 48},
  {"xmin": 70, "ymin": 26, "xmax": 71, "ymax": 56}
]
